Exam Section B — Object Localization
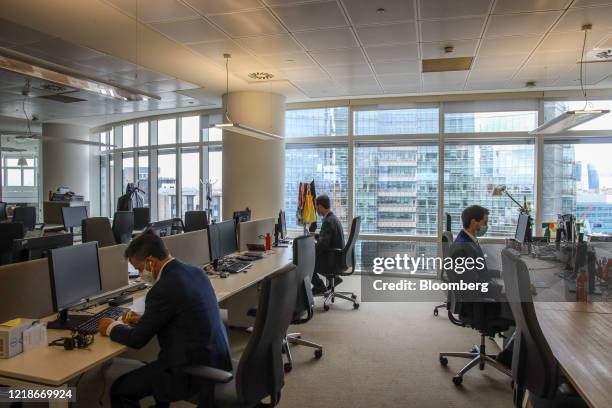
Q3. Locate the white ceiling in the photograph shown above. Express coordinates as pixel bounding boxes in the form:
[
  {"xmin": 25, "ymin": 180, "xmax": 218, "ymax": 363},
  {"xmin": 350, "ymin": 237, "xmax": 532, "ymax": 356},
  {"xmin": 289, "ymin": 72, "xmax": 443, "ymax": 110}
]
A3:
[{"xmin": 1, "ymin": 0, "xmax": 612, "ymax": 126}]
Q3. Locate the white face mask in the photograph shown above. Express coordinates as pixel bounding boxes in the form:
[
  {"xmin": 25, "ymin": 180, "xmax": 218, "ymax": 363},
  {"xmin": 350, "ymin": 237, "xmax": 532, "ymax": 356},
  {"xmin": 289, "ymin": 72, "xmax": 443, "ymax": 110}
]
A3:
[{"xmin": 141, "ymin": 261, "xmax": 156, "ymax": 285}]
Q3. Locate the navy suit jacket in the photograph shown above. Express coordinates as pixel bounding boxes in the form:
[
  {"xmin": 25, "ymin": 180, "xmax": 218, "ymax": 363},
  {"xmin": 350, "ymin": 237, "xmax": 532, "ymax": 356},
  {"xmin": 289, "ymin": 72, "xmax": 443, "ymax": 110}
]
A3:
[
  {"xmin": 110, "ymin": 259, "xmax": 232, "ymax": 372},
  {"xmin": 315, "ymin": 212, "xmax": 345, "ymax": 275}
]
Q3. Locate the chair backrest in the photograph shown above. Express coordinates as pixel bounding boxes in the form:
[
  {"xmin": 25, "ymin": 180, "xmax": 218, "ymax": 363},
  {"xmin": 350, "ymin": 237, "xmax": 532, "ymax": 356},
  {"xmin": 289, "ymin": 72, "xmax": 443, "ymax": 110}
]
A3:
[
  {"xmin": 184, "ymin": 210, "xmax": 208, "ymax": 232},
  {"xmin": 292, "ymin": 235, "xmax": 316, "ymax": 324},
  {"xmin": 501, "ymin": 248, "xmax": 559, "ymax": 400},
  {"xmin": 133, "ymin": 207, "xmax": 151, "ymax": 231},
  {"xmin": 341, "ymin": 216, "xmax": 361, "ymax": 271},
  {"xmin": 82, "ymin": 217, "xmax": 116, "ymax": 247},
  {"xmin": 0, "ymin": 202, "xmax": 7, "ymax": 221},
  {"xmin": 13, "ymin": 206, "xmax": 36, "ymax": 231},
  {"xmin": 440, "ymin": 231, "xmax": 454, "ymax": 281},
  {"xmin": 0, "ymin": 222, "xmax": 26, "ymax": 265},
  {"xmin": 236, "ymin": 263, "xmax": 298, "ymax": 406},
  {"xmin": 112, "ymin": 211, "xmax": 134, "ymax": 244}
]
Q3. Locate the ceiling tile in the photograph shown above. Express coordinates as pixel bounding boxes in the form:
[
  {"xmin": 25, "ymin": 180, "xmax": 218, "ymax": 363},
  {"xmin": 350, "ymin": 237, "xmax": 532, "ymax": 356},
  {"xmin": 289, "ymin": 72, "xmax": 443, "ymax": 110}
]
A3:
[
  {"xmin": 478, "ymin": 36, "xmax": 541, "ymax": 56},
  {"xmin": 76, "ymin": 55, "xmax": 138, "ymax": 74},
  {"xmin": 485, "ymin": 12, "xmax": 562, "ymax": 38},
  {"xmin": 263, "ymin": 52, "xmax": 315, "ymax": 68},
  {"xmin": 189, "ymin": 39, "xmax": 252, "ymax": 62},
  {"xmin": 421, "ymin": 39, "xmax": 478, "ymax": 59},
  {"xmin": 365, "ymin": 44, "xmax": 419, "ymax": 63},
  {"xmin": 325, "ymin": 64, "xmax": 374, "ymax": 77},
  {"xmin": 0, "ymin": 19, "xmax": 54, "ymax": 46},
  {"xmin": 334, "ymin": 75, "xmax": 378, "ymax": 88},
  {"xmin": 176, "ymin": 87, "xmax": 219, "ymax": 103},
  {"xmin": 539, "ymin": 30, "xmax": 608, "ymax": 51},
  {"xmin": 515, "ymin": 64, "xmax": 567, "ymax": 81},
  {"xmin": 107, "ymin": 0, "xmax": 198, "ymax": 22},
  {"xmin": 468, "ymin": 68, "xmax": 516, "ymax": 81},
  {"xmin": 493, "ymin": 0, "xmax": 570, "ymax": 14},
  {"xmin": 420, "ymin": 17, "xmax": 485, "ymax": 42},
  {"xmin": 527, "ymin": 50, "xmax": 580, "ymax": 66},
  {"xmin": 553, "ymin": 5, "xmax": 612, "ymax": 32},
  {"xmin": 310, "ymin": 47, "xmax": 367, "ymax": 66},
  {"xmin": 342, "ymin": 0, "xmax": 415, "ymax": 25},
  {"xmin": 114, "ymin": 68, "xmax": 173, "ymax": 83},
  {"xmin": 377, "ymin": 73, "xmax": 420, "ymax": 87},
  {"xmin": 422, "ymin": 71, "xmax": 468, "ymax": 82},
  {"xmin": 272, "ymin": 1, "xmax": 347, "ymax": 31},
  {"xmin": 337, "ymin": 83, "xmax": 382, "ymax": 96},
  {"xmin": 557, "ymin": 63, "xmax": 612, "ymax": 85},
  {"xmin": 150, "ymin": 18, "xmax": 226, "ymax": 43},
  {"xmin": 356, "ymin": 22, "xmax": 417, "ymax": 46},
  {"xmin": 209, "ymin": 9, "xmax": 286, "ymax": 37},
  {"xmin": 294, "ymin": 27, "xmax": 358, "ymax": 51},
  {"xmin": 281, "ymin": 66, "xmax": 329, "ymax": 80},
  {"xmin": 24, "ymin": 38, "xmax": 105, "ymax": 61},
  {"xmin": 419, "ymin": 0, "xmax": 492, "ymax": 19},
  {"xmin": 183, "ymin": 0, "xmax": 264, "ymax": 15},
  {"xmin": 373, "ymin": 60, "xmax": 420, "ymax": 75},
  {"xmin": 473, "ymin": 54, "xmax": 528, "ymax": 69},
  {"xmin": 464, "ymin": 80, "xmax": 515, "ymax": 90},
  {"xmin": 237, "ymin": 34, "xmax": 303, "ymax": 55},
  {"xmin": 573, "ymin": 0, "xmax": 612, "ymax": 6},
  {"xmin": 382, "ymin": 83, "xmax": 421, "ymax": 94},
  {"xmin": 137, "ymin": 79, "xmax": 200, "ymax": 93}
]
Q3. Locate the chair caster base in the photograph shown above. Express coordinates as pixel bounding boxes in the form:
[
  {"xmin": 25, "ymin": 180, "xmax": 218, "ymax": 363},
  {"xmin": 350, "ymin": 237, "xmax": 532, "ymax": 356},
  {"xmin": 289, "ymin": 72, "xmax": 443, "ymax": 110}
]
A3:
[
  {"xmin": 323, "ymin": 305, "xmax": 330, "ymax": 311},
  {"xmin": 433, "ymin": 308, "xmax": 439, "ymax": 316},
  {"xmin": 439, "ymin": 356, "xmax": 448, "ymax": 366},
  {"xmin": 284, "ymin": 363, "xmax": 292, "ymax": 373},
  {"xmin": 314, "ymin": 349, "xmax": 323, "ymax": 359},
  {"xmin": 453, "ymin": 376, "xmax": 463, "ymax": 386},
  {"xmin": 353, "ymin": 302, "xmax": 360, "ymax": 309}
]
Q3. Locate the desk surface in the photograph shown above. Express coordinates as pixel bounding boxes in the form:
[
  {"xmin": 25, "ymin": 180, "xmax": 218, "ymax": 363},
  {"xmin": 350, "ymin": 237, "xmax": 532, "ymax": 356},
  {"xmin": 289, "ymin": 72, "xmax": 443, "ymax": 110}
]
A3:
[
  {"xmin": 0, "ymin": 247, "xmax": 293, "ymax": 386},
  {"xmin": 534, "ymin": 304, "xmax": 612, "ymax": 408}
]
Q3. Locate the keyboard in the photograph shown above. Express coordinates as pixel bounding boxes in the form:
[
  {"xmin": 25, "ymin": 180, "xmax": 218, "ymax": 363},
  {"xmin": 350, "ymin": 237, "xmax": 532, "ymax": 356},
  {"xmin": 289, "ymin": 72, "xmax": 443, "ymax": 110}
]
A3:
[
  {"xmin": 222, "ymin": 261, "xmax": 251, "ymax": 273},
  {"xmin": 76, "ymin": 306, "xmax": 130, "ymax": 334}
]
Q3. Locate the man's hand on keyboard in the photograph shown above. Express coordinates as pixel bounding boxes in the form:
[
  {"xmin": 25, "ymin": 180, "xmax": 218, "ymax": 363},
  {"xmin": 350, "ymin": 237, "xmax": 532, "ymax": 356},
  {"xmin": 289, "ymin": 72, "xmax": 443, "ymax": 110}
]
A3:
[
  {"xmin": 122, "ymin": 311, "xmax": 141, "ymax": 326},
  {"xmin": 99, "ymin": 317, "xmax": 116, "ymax": 336}
]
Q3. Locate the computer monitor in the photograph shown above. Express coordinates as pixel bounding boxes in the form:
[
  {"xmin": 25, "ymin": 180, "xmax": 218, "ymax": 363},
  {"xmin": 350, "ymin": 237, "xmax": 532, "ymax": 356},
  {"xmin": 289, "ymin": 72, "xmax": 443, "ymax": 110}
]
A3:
[
  {"xmin": 233, "ymin": 208, "xmax": 251, "ymax": 224},
  {"xmin": 208, "ymin": 220, "xmax": 238, "ymax": 262},
  {"xmin": 515, "ymin": 213, "xmax": 530, "ymax": 243},
  {"xmin": 12, "ymin": 233, "xmax": 74, "ymax": 262},
  {"xmin": 278, "ymin": 210, "xmax": 287, "ymax": 239},
  {"xmin": 47, "ymin": 241, "xmax": 102, "ymax": 330},
  {"xmin": 147, "ymin": 219, "xmax": 174, "ymax": 237},
  {"xmin": 61, "ymin": 206, "xmax": 88, "ymax": 231}
]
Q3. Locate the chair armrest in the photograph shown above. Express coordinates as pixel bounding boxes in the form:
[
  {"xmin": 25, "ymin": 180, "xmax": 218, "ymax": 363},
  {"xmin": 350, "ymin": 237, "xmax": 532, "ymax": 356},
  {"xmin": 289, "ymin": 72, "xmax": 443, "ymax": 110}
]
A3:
[{"xmin": 184, "ymin": 365, "xmax": 233, "ymax": 383}]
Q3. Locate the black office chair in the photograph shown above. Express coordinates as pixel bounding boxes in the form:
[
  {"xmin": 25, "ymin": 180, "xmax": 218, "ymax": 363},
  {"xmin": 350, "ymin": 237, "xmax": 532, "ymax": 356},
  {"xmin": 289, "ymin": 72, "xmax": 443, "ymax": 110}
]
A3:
[
  {"xmin": 283, "ymin": 235, "xmax": 323, "ymax": 373},
  {"xmin": 133, "ymin": 207, "xmax": 150, "ymax": 231},
  {"xmin": 322, "ymin": 216, "xmax": 361, "ymax": 311},
  {"xmin": 0, "ymin": 201, "xmax": 7, "ymax": 221},
  {"xmin": 0, "ymin": 222, "xmax": 26, "ymax": 265},
  {"xmin": 82, "ymin": 217, "xmax": 116, "ymax": 247},
  {"xmin": 184, "ymin": 263, "xmax": 298, "ymax": 407},
  {"xmin": 433, "ymin": 231, "xmax": 454, "ymax": 316},
  {"xmin": 501, "ymin": 248, "xmax": 587, "ymax": 408},
  {"xmin": 438, "ymin": 244, "xmax": 513, "ymax": 385},
  {"xmin": 12, "ymin": 206, "xmax": 37, "ymax": 231},
  {"xmin": 171, "ymin": 218, "xmax": 185, "ymax": 235},
  {"xmin": 184, "ymin": 210, "xmax": 208, "ymax": 232},
  {"xmin": 112, "ymin": 211, "xmax": 134, "ymax": 244}
]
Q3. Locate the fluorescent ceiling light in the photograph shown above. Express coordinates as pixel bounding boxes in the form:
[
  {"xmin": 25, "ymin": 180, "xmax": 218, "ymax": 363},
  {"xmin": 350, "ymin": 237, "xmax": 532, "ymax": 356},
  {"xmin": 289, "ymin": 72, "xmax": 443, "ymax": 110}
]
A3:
[
  {"xmin": 210, "ymin": 123, "xmax": 282, "ymax": 141},
  {"xmin": 0, "ymin": 48, "xmax": 160, "ymax": 102},
  {"xmin": 529, "ymin": 110, "xmax": 610, "ymax": 135}
]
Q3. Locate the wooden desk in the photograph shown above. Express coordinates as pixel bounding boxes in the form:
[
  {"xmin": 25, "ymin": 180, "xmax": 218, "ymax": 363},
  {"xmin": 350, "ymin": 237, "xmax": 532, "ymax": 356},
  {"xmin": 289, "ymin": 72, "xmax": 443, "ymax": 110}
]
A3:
[
  {"xmin": 0, "ymin": 247, "xmax": 293, "ymax": 404},
  {"xmin": 534, "ymin": 304, "xmax": 612, "ymax": 408}
]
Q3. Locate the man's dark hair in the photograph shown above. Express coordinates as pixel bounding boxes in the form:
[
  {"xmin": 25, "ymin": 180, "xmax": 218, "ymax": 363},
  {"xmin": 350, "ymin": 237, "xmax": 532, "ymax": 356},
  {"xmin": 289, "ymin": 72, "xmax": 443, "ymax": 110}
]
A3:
[
  {"xmin": 315, "ymin": 194, "xmax": 331, "ymax": 210},
  {"xmin": 124, "ymin": 229, "xmax": 169, "ymax": 260},
  {"xmin": 461, "ymin": 205, "xmax": 490, "ymax": 229}
]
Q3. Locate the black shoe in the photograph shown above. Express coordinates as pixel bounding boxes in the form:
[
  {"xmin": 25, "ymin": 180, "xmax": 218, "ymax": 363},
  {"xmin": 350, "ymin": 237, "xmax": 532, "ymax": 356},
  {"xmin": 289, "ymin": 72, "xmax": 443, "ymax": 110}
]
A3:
[
  {"xmin": 495, "ymin": 349, "xmax": 512, "ymax": 368},
  {"xmin": 312, "ymin": 284, "xmax": 327, "ymax": 296},
  {"xmin": 328, "ymin": 276, "xmax": 343, "ymax": 289}
]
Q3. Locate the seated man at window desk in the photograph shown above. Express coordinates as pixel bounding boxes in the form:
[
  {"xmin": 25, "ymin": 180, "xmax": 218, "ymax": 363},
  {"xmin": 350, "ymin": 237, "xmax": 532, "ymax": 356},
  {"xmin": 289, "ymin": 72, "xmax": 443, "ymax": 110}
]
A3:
[
  {"xmin": 312, "ymin": 194, "xmax": 345, "ymax": 295},
  {"xmin": 450, "ymin": 205, "xmax": 514, "ymax": 366},
  {"xmin": 99, "ymin": 230, "xmax": 232, "ymax": 408}
]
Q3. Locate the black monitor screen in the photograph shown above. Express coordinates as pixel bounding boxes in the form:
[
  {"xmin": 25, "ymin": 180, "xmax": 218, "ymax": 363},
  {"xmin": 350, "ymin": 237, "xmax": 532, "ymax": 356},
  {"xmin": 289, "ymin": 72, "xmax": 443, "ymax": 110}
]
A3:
[
  {"xmin": 48, "ymin": 241, "xmax": 102, "ymax": 311},
  {"xmin": 515, "ymin": 213, "xmax": 530, "ymax": 243},
  {"xmin": 233, "ymin": 209, "xmax": 251, "ymax": 223},
  {"xmin": 12, "ymin": 233, "xmax": 73, "ymax": 262},
  {"xmin": 62, "ymin": 206, "xmax": 88, "ymax": 229},
  {"xmin": 279, "ymin": 210, "xmax": 287, "ymax": 239},
  {"xmin": 208, "ymin": 220, "xmax": 238, "ymax": 261}
]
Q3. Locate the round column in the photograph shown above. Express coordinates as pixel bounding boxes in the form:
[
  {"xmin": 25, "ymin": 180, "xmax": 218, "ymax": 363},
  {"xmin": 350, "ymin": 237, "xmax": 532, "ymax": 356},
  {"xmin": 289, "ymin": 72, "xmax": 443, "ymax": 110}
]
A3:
[
  {"xmin": 42, "ymin": 123, "xmax": 91, "ymax": 201},
  {"xmin": 222, "ymin": 91, "xmax": 285, "ymax": 221}
]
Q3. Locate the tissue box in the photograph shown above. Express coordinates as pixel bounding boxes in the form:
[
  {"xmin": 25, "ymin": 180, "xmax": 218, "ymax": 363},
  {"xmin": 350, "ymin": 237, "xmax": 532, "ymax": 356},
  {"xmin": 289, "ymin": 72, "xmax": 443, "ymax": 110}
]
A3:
[{"xmin": 0, "ymin": 318, "xmax": 38, "ymax": 358}]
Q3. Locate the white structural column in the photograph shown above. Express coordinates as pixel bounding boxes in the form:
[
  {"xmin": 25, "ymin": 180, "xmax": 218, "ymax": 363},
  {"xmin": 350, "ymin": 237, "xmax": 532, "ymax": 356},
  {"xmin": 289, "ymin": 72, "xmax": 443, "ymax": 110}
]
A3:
[
  {"xmin": 41, "ymin": 123, "xmax": 91, "ymax": 200},
  {"xmin": 222, "ymin": 91, "xmax": 286, "ymax": 221}
]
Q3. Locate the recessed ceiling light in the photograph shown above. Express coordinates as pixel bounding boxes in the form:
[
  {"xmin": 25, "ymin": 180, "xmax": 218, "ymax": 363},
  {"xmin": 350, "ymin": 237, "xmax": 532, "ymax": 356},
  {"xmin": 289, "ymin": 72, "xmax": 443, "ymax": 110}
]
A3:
[
  {"xmin": 248, "ymin": 72, "xmax": 274, "ymax": 80},
  {"xmin": 376, "ymin": 8, "xmax": 386, "ymax": 14}
]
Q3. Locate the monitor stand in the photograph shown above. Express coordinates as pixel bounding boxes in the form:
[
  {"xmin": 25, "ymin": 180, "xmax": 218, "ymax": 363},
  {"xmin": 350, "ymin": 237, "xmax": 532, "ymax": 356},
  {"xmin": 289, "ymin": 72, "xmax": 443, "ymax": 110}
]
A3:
[{"xmin": 47, "ymin": 309, "xmax": 92, "ymax": 331}]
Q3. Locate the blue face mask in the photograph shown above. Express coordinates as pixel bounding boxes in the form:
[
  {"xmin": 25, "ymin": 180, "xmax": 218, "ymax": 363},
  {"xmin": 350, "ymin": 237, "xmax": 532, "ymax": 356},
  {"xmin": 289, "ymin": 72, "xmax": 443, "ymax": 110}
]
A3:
[{"xmin": 476, "ymin": 225, "xmax": 488, "ymax": 237}]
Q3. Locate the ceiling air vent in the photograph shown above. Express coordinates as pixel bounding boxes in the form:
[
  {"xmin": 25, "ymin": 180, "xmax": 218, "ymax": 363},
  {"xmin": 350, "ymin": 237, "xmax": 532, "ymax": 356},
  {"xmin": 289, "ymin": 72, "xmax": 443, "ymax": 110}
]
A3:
[
  {"xmin": 422, "ymin": 57, "xmax": 473, "ymax": 73},
  {"xmin": 38, "ymin": 93, "xmax": 86, "ymax": 103}
]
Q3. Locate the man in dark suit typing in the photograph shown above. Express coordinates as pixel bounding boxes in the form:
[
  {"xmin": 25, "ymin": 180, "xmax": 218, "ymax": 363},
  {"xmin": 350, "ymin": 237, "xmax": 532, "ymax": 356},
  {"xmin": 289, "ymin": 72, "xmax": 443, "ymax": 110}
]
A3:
[
  {"xmin": 99, "ymin": 230, "xmax": 232, "ymax": 408},
  {"xmin": 312, "ymin": 194, "xmax": 345, "ymax": 295}
]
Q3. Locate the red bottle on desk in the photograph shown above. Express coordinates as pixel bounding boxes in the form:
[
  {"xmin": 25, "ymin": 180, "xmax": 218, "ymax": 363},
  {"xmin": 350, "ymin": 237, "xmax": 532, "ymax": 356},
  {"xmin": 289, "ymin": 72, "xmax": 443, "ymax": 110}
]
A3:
[
  {"xmin": 265, "ymin": 233, "xmax": 271, "ymax": 251},
  {"xmin": 576, "ymin": 269, "xmax": 588, "ymax": 302}
]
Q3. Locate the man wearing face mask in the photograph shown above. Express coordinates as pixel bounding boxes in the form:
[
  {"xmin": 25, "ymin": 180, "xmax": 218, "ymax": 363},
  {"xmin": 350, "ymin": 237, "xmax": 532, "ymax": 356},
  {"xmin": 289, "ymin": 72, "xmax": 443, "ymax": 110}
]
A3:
[
  {"xmin": 312, "ymin": 194, "xmax": 345, "ymax": 295},
  {"xmin": 98, "ymin": 230, "xmax": 232, "ymax": 408}
]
